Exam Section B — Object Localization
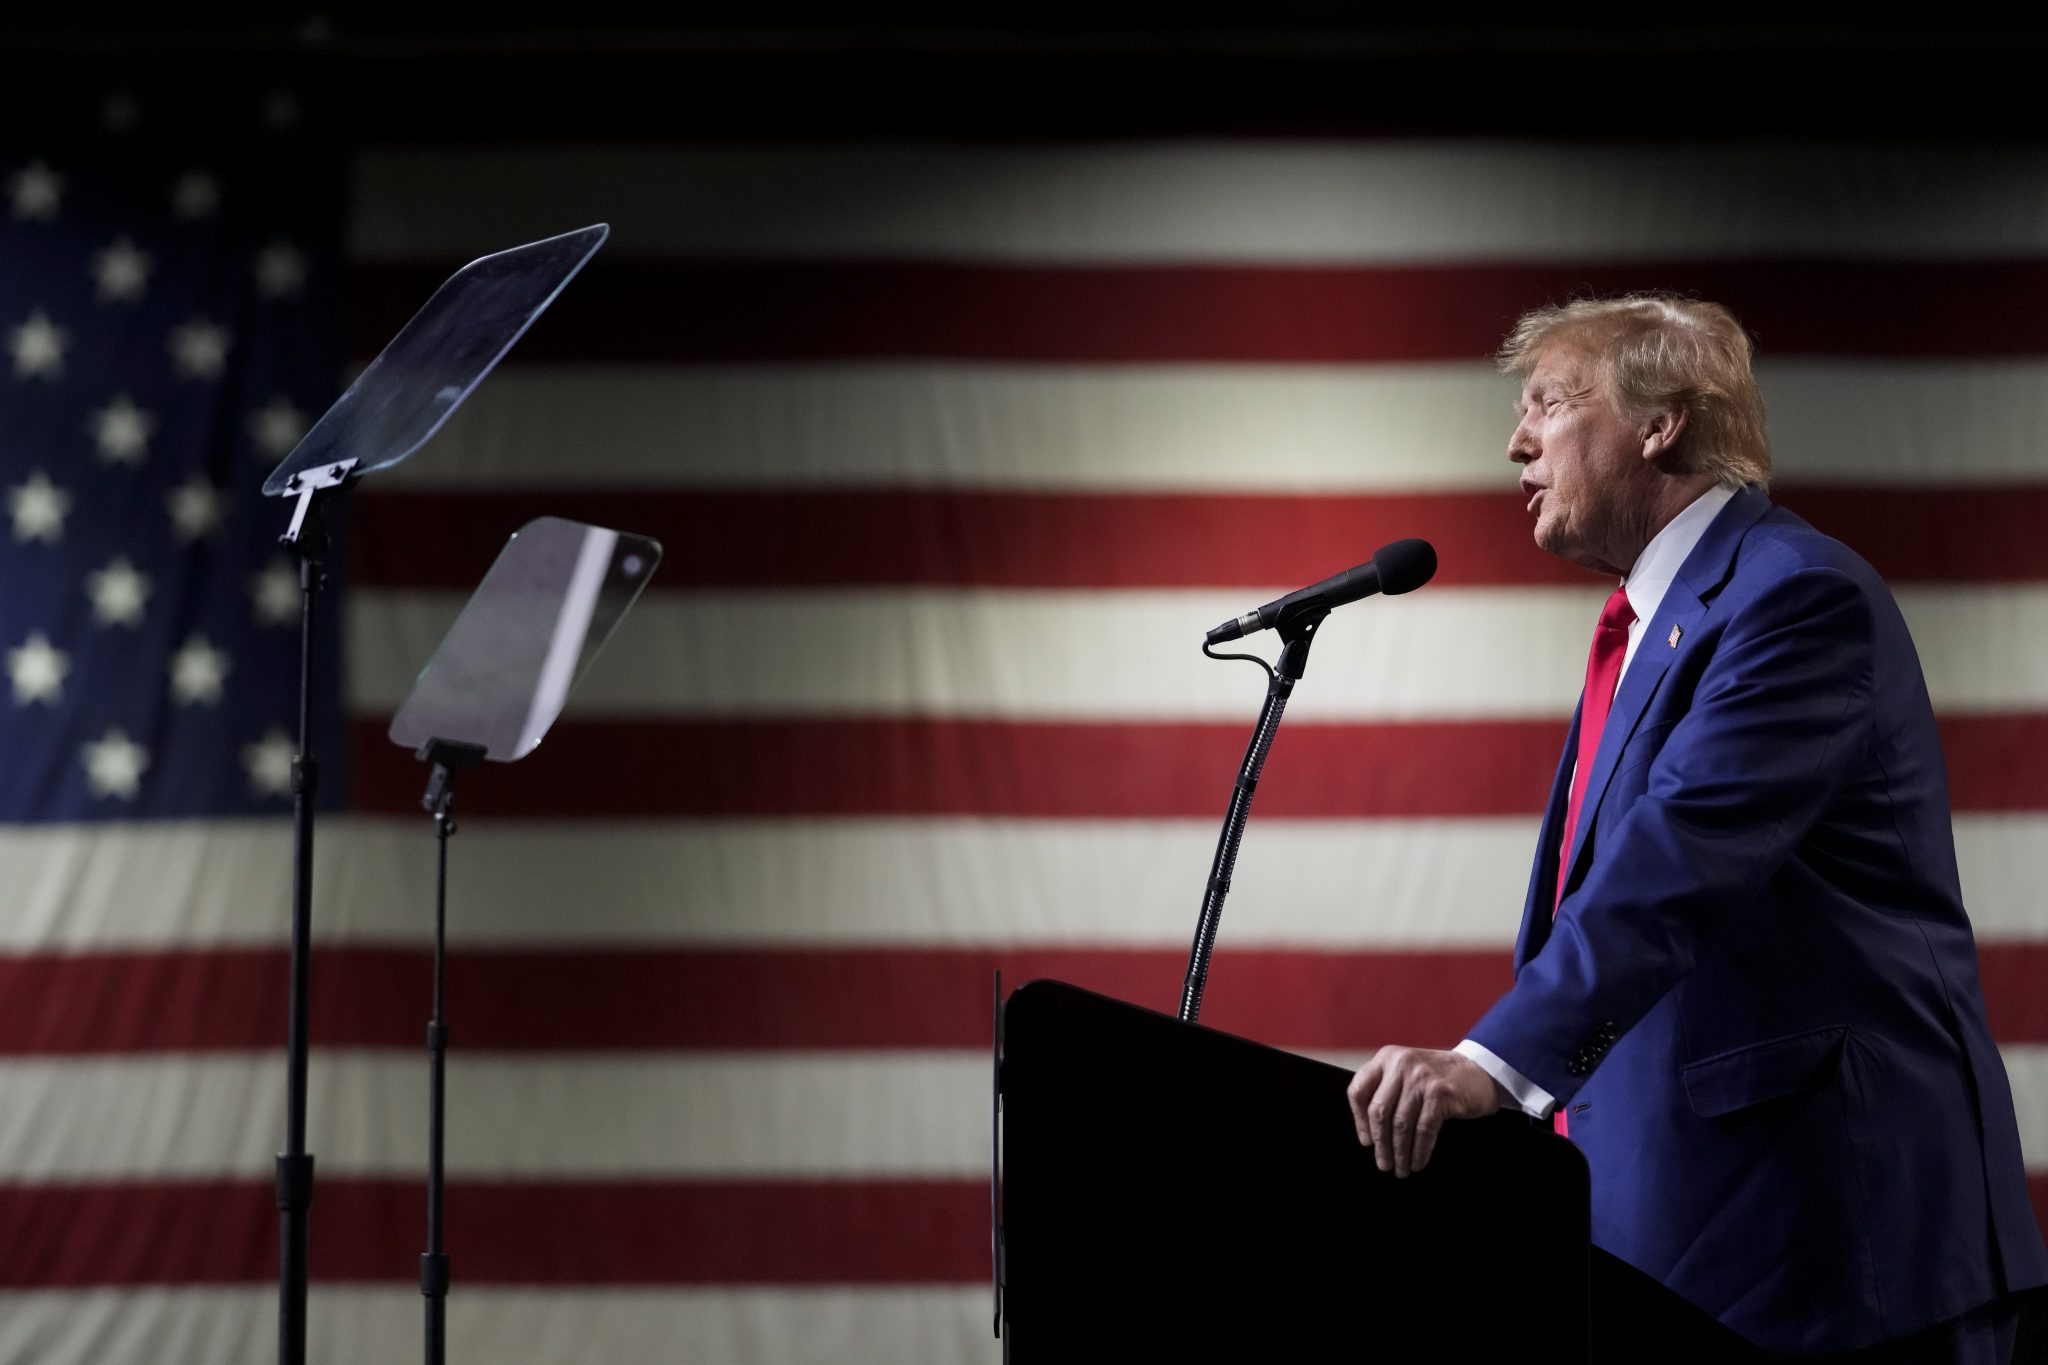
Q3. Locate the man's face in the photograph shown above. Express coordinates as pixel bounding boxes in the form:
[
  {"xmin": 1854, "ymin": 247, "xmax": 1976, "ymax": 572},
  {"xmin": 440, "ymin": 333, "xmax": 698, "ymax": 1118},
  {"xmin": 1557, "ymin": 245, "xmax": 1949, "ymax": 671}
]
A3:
[{"xmin": 1508, "ymin": 345, "xmax": 1652, "ymax": 576}]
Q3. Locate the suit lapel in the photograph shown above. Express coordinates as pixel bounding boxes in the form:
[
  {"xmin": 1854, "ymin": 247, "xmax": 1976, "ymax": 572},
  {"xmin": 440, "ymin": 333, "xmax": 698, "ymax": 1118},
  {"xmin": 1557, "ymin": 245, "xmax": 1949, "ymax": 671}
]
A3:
[
  {"xmin": 1515, "ymin": 707, "xmax": 1580, "ymax": 975},
  {"xmin": 1556, "ymin": 591, "xmax": 1696, "ymax": 895},
  {"xmin": 1555, "ymin": 484, "xmax": 1773, "ymax": 903}
]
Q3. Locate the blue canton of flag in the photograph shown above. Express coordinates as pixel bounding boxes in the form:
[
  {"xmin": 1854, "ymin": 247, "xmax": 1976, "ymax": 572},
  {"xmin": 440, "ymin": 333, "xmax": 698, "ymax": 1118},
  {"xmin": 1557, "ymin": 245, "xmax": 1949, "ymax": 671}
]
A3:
[{"xmin": 0, "ymin": 87, "xmax": 344, "ymax": 822}]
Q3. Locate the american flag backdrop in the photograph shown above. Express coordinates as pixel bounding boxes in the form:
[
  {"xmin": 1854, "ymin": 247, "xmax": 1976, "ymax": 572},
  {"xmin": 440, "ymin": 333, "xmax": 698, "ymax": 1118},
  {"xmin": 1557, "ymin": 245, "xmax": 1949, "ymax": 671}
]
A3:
[{"xmin": 3, "ymin": 62, "xmax": 2048, "ymax": 1364}]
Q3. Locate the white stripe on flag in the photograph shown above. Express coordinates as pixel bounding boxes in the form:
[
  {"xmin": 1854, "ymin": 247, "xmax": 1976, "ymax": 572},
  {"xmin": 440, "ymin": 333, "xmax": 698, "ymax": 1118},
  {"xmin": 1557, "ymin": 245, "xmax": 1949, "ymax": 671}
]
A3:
[
  {"xmin": 7, "ymin": 816, "xmax": 2048, "ymax": 950},
  {"xmin": 6, "ymin": 1046, "xmax": 2047, "ymax": 1181},
  {"xmin": 350, "ymin": 143, "xmax": 2048, "ymax": 262},
  {"xmin": 0, "ymin": 1052, "xmax": 989, "ymax": 1179},
  {"xmin": 349, "ymin": 585, "xmax": 2048, "ymax": 720},
  {"xmin": 0, "ymin": 1287, "xmax": 998, "ymax": 1365},
  {"xmin": 386, "ymin": 360, "xmax": 2048, "ymax": 492}
]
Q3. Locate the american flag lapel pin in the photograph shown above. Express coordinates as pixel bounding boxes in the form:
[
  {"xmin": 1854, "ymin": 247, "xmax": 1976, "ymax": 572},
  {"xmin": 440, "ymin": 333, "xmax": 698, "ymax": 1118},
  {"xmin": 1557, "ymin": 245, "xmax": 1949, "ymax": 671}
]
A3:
[{"xmin": 1668, "ymin": 623, "xmax": 1683, "ymax": 648}]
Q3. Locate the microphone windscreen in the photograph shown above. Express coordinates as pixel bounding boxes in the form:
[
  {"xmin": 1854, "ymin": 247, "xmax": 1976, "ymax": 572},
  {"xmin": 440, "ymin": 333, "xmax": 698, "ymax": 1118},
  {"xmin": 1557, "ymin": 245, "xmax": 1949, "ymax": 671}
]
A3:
[{"xmin": 1373, "ymin": 538, "xmax": 1437, "ymax": 595}]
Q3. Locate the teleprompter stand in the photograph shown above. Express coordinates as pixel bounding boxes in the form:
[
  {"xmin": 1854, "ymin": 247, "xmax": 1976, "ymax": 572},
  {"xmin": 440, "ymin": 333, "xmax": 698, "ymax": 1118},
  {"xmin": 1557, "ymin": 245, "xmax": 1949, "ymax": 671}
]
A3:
[
  {"xmin": 259, "ymin": 224, "xmax": 611, "ymax": 1365},
  {"xmin": 414, "ymin": 739, "xmax": 485, "ymax": 1365},
  {"xmin": 386, "ymin": 516, "xmax": 662, "ymax": 1364},
  {"xmin": 272, "ymin": 456, "xmax": 356, "ymax": 1365}
]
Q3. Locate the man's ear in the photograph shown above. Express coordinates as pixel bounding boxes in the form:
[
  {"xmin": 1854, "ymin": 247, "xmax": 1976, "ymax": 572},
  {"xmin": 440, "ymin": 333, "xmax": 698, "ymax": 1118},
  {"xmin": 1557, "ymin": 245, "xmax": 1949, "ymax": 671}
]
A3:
[{"xmin": 1639, "ymin": 406, "xmax": 1689, "ymax": 463}]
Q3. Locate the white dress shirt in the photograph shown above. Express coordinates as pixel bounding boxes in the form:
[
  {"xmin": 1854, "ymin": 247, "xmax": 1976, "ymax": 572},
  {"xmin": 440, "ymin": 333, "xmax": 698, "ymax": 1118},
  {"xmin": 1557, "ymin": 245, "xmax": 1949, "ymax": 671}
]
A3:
[{"xmin": 1454, "ymin": 482, "xmax": 1740, "ymax": 1117}]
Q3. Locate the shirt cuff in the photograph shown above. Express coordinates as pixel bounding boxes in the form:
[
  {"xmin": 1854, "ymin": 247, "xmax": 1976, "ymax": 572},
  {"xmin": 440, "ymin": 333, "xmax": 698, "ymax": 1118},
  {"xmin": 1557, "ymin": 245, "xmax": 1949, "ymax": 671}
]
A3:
[{"xmin": 1454, "ymin": 1039, "xmax": 1556, "ymax": 1120}]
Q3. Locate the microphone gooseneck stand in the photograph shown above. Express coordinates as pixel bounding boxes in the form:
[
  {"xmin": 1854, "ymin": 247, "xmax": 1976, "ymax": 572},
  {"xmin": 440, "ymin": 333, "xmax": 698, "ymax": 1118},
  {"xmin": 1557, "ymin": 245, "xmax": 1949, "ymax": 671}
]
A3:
[
  {"xmin": 275, "ymin": 457, "xmax": 357, "ymax": 1365},
  {"xmin": 1177, "ymin": 605, "xmax": 1328, "ymax": 1025},
  {"xmin": 415, "ymin": 739, "xmax": 487, "ymax": 1365}
]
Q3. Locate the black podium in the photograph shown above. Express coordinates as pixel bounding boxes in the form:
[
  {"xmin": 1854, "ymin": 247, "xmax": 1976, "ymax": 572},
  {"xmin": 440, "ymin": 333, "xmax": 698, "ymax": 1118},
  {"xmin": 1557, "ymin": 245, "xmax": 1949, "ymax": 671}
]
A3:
[{"xmin": 997, "ymin": 980, "xmax": 1760, "ymax": 1363}]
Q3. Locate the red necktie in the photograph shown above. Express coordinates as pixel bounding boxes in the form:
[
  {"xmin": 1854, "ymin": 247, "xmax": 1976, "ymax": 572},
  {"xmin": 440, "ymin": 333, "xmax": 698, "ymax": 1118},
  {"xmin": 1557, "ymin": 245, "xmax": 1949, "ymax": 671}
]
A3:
[
  {"xmin": 1553, "ymin": 585, "xmax": 1633, "ymax": 1138},
  {"xmin": 1556, "ymin": 585, "xmax": 1636, "ymax": 914}
]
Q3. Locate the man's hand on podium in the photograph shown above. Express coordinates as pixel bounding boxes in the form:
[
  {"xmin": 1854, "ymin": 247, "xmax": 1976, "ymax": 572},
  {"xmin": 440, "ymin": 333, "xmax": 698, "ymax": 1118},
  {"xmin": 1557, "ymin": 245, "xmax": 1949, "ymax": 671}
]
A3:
[{"xmin": 1347, "ymin": 1048, "xmax": 1506, "ymax": 1178}]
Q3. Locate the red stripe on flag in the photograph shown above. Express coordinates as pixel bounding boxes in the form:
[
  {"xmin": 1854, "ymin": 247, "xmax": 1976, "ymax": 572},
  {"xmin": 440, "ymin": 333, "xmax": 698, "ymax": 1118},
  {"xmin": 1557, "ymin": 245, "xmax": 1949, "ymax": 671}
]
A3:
[
  {"xmin": 352, "ymin": 488, "xmax": 1574, "ymax": 590},
  {"xmin": 0, "ymin": 946, "xmax": 1501, "ymax": 1054},
  {"xmin": 346, "ymin": 715, "xmax": 2048, "ymax": 818},
  {"xmin": 1976, "ymin": 941, "xmax": 2048, "ymax": 1042},
  {"xmin": 1779, "ymin": 487, "xmax": 2048, "ymax": 585},
  {"xmin": 8, "ymin": 943, "xmax": 2047, "ymax": 1055},
  {"xmin": 356, "ymin": 259, "xmax": 2048, "ymax": 364},
  {"xmin": 352, "ymin": 486, "xmax": 2048, "ymax": 592},
  {"xmin": 348, "ymin": 717, "xmax": 1565, "ymax": 819},
  {"xmin": 0, "ymin": 1178, "xmax": 981, "ymax": 1287},
  {"xmin": 1938, "ymin": 715, "xmax": 2048, "ymax": 811}
]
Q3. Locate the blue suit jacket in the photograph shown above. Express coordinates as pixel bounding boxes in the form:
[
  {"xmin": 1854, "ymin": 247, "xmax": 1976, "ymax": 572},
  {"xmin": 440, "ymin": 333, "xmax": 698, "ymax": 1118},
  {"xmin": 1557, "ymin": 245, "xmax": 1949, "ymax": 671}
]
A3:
[{"xmin": 1467, "ymin": 485, "xmax": 2048, "ymax": 1354}]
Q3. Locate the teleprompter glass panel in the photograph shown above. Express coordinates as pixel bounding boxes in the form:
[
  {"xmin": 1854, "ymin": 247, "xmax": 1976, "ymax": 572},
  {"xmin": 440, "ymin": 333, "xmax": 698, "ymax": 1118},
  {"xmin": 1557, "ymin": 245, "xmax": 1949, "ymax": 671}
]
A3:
[
  {"xmin": 264, "ymin": 224, "xmax": 608, "ymax": 496},
  {"xmin": 388, "ymin": 517, "xmax": 662, "ymax": 762}
]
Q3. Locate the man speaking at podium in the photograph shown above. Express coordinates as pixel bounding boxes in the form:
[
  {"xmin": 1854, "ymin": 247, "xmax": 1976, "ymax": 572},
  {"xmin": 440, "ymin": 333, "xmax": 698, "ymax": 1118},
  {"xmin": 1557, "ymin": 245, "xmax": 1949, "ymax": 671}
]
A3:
[{"xmin": 1345, "ymin": 296, "xmax": 2047, "ymax": 1360}]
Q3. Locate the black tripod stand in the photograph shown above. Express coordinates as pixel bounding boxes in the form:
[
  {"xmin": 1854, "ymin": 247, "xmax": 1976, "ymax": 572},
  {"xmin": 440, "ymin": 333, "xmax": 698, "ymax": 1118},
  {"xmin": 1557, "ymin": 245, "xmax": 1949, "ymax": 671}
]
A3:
[
  {"xmin": 274, "ymin": 457, "xmax": 356, "ymax": 1365},
  {"xmin": 413, "ymin": 738, "xmax": 486, "ymax": 1365}
]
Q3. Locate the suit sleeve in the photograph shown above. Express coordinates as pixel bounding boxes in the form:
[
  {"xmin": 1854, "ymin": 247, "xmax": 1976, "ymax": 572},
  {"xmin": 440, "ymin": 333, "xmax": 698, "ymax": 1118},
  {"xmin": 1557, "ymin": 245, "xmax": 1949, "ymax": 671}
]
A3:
[{"xmin": 1464, "ymin": 564, "xmax": 1877, "ymax": 1105}]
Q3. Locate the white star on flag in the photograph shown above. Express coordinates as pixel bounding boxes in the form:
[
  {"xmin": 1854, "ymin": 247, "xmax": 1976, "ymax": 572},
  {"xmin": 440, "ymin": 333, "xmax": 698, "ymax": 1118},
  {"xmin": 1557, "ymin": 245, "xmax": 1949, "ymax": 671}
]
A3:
[
  {"xmin": 242, "ymin": 726, "xmax": 295, "ymax": 798},
  {"xmin": 254, "ymin": 240, "xmax": 307, "ymax": 299},
  {"xmin": 167, "ymin": 475, "xmax": 223, "ymax": 542},
  {"xmin": 168, "ymin": 316, "xmax": 230, "ymax": 379},
  {"xmin": 7, "ymin": 632, "xmax": 69, "ymax": 705},
  {"xmin": 92, "ymin": 237, "xmax": 152, "ymax": 303},
  {"xmin": 87, "ymin": 556, "xmax": 151, "ymax": 627},
  {"xmin": 169, "ymin": 634, "xmax": 231, "ymax": 706},
  {"xmin": 250, "ymin": 556, "xmax": 299, "ymax": 626},
  {"xmin": 10, "ymin": 309, "xmax": 68, "ymax": 379},
  {"xmin": 8, "ymin": 471, "xmax": 70, "ymax": 543},
  {"xmin": 90, "ymin": 394, "xmax": 156, "ymax": 465},
  {"xmin": 82, "ymin": 727, "xmax": 149, "ymax": 800},
  {"xmin": 248, "ymin": 394, "xmax": 309, "ymax": 459},
  {"xmin": 171, "ymin": 169, "xmax": 220, "ymax": 220},
  {"xmin": 8, "ymin": 159, "xmax": 61, "ymax": 221}
]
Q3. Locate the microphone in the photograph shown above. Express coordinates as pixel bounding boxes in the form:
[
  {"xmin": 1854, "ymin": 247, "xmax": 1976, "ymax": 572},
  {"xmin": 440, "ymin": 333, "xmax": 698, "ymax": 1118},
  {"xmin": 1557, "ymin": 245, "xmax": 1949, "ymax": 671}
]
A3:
[{"xmin": 1204, "ymin": 538, "xmax": 1437, "ymax": 645}]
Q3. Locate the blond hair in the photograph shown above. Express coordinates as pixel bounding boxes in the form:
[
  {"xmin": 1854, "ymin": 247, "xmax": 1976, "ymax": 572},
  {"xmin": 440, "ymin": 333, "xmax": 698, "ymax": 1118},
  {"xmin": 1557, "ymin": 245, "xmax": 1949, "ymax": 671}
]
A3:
[{"xmin": 1497, "ymin": 294, "xmax": 1771, "ymax": 490}]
